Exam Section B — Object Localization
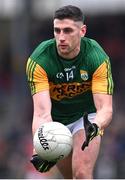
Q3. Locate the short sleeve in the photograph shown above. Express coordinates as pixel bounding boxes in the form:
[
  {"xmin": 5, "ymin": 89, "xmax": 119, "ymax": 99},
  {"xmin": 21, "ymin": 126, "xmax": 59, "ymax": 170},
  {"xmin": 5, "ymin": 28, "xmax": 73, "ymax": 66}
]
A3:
[
  {"xmin": 26, "ymin": 58, "xmax": 49, "ymax": 95},
  {"xmin": 92, "ymin": 59, "xmax": 114, "ymax": 95}
]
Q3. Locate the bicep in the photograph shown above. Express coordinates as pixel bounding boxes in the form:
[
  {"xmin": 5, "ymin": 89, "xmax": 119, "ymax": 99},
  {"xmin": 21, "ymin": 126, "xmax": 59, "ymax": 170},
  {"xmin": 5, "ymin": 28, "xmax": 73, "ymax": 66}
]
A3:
[
  {"xmin": 92, "ymin": 60, "xmax": 113, "ymax": 111},
  {"xmin": 32, "ymin": 90, "xmax": 52, "ymax": 134},
  {"xmin": 33, "ymin": 90, "xmax": 52, "ymax": 117},
  {"xmin": 93, "ymin": 93, "xmax": 113, "ymax": 111},
  {"xmin": 26, "ymin": 58, "xmax": 52, "ymax": 133}
]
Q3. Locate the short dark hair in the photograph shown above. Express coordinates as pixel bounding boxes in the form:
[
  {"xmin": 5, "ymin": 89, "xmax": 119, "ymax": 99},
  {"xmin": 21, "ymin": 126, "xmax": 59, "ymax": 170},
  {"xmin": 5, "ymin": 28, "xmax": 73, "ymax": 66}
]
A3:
[{"xmin": 54, "ymin": 5, "xmax": 85, "ymax": 23}]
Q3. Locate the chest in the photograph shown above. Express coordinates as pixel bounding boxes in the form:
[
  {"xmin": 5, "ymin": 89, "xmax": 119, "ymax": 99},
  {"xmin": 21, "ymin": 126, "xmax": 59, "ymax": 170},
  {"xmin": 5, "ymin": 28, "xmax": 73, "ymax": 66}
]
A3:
[{"xmin": 47, "ymin": 57, "xmax": 92, "ymax": 84}]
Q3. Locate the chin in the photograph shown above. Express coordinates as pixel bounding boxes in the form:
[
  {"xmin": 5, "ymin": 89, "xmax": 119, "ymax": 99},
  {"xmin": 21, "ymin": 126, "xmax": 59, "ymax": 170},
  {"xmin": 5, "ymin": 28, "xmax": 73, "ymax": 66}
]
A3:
[
  {"xmin": 60, "ymin": 52, "xmax": 69, "ymax": 57},
  {"xmin": 60, "ymin": 48, "xmax": 69, "ymax": 54}
]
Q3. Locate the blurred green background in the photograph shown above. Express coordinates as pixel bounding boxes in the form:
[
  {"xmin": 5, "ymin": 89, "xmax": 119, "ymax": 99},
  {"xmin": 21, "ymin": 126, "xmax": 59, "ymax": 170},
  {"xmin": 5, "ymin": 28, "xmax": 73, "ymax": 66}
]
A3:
[{"xmin": 0, "ymin": 0, "xmax": 125, "ymax": 178}]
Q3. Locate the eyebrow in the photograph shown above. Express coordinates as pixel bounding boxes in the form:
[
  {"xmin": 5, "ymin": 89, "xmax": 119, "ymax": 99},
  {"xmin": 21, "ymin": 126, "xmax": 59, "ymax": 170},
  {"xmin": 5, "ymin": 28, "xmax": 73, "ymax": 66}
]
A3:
[{"xmin": 54, "ymin": 27, "xmax": 74, "ymax": 33}]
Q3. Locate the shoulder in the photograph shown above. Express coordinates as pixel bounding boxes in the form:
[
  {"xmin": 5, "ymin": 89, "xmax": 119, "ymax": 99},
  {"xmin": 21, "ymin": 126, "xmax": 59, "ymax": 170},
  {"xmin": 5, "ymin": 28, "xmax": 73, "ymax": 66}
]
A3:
[
  {"xmin": 81, "ymin": 37, "xmax": 109, "ymax": 68},
  {"xmin": 30, "ymin": 38, "xmax": 56, "ymax": 62},
  {"xmin": 81, "ymin": 37, "xmax": 107, "ymax": 55}
]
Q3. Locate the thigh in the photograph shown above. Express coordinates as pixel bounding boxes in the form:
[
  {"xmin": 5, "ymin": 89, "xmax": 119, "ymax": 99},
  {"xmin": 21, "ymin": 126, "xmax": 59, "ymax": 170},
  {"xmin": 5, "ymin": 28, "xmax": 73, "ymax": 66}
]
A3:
[
  {"xmin": 72, "ymin": 129, "xmax": 101, "ymax": 178},
  {"xmin": 56, "ymin": 151, "xmax": 72, "ymax": 179}
]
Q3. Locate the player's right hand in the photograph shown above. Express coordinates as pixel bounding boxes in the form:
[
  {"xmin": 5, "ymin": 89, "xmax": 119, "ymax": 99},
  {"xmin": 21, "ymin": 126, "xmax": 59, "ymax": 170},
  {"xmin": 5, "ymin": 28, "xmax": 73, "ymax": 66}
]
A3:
[{"xmin": 30, "ymin": 154, "xmax": 57, "ymax": 173}]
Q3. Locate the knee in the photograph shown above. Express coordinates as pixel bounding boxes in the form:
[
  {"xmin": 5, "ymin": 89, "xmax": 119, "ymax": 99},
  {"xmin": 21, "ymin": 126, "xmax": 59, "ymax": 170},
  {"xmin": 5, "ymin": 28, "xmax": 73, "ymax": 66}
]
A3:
[{"xmin": 73, "ymin": 166, "xmax": 93, "ymax": 179}]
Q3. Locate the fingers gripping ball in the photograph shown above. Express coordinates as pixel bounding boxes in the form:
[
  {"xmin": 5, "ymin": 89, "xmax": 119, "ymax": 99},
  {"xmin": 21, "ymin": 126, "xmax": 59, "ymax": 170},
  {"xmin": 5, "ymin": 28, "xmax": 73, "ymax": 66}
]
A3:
[{"xmin": 33, "ymin": 122, "xmax": 73, "ymax": 162}]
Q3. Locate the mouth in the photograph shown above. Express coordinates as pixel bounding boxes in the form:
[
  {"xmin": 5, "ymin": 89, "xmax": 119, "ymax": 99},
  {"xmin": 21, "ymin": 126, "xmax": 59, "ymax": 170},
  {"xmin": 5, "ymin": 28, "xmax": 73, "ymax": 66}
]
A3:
[{"xmin": 58, "ymin": 44, "xmax": 68, "ymax": 49}]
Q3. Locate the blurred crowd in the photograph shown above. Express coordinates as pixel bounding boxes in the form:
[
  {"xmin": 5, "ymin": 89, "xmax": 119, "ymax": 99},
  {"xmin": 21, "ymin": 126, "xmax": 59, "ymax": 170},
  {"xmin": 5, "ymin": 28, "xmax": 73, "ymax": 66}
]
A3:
[{"xmin": 0, "ymin": 11, "xmax": 125, "ymax": 179}]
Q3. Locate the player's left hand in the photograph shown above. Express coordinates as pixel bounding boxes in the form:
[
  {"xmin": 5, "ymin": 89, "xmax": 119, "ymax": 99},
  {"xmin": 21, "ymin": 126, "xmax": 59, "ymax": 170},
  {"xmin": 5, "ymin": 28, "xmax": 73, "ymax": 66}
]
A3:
[
  {"xmin": 81, "ymin": 113, "xmax": 103, "ymax": 151},
  {"xmin": 30, "ymin": 154, "xmax": 57, "ymax": 172}
]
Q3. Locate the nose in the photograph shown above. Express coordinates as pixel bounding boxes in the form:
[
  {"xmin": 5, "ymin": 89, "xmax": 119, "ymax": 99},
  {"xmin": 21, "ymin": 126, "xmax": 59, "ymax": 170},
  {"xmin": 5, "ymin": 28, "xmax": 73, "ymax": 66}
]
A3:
[{"xmin": 59, "ymin": 30, "xmax": 65, "ymax": 42}]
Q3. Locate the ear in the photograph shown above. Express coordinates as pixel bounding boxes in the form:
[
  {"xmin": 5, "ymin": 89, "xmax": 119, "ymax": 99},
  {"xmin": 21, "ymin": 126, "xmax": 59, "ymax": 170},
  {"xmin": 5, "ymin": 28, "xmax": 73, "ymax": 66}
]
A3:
[{"xmin": 80, "ymin": 25, "xmax": 87, "ymax": 37}]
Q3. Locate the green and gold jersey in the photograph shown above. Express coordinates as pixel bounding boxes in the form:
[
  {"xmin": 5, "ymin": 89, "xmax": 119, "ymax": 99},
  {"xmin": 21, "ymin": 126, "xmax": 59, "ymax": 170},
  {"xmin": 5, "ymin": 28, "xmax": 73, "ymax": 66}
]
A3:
[{"xmin": 26, "ymin": 37, "xmax": 114, "ymax": 125}]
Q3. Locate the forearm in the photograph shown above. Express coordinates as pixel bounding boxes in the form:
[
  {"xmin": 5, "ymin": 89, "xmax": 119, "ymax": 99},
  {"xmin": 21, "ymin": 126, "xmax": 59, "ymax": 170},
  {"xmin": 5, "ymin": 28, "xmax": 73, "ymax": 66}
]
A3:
[
  {"xmin": 32, "ymin": 91, "xmax": 52, "ymax": 135},
  {"xmin": 93, "ymin": 107, "xmax": 113, "ymax": 129},
  {"xmin": 32, "ymin": 113, "xmax": 52, "ymax": 135},
  {"xmin": 32, "ymin": 113, "xmax": 52, "ymax": 155}
]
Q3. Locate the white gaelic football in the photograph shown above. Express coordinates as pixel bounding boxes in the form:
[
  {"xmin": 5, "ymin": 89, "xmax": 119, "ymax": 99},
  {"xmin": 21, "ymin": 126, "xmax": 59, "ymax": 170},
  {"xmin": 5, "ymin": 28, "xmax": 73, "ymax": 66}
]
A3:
[{"xmin": 33, "ymin": 121, "xmax": 73, "ymax": 162}]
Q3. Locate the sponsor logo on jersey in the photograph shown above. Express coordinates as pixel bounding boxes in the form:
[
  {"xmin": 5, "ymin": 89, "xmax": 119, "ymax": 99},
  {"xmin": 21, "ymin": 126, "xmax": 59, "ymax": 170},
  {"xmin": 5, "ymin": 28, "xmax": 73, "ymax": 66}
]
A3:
[
  {"xmin": 49, "ymin": 81, "xmax": 91, "ymax": 101},
  {"xmin": 56, "ymin": 72, "xmax": 64, "ymax": 79},
  {"xmin": 56, "ymin": 66, "xmax": 76, "ymax": 81},
  {"xmin": 80, "ymin": 70, "xmax": 88, "ymax": 81}
]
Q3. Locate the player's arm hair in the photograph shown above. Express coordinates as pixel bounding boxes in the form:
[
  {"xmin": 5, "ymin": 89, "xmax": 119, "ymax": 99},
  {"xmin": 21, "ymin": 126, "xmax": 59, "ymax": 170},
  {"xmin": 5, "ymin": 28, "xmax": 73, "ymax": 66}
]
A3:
[
  {"xmin": 32, "ymin": 91, "xmax": 52, "ymax": 136},
  {"xmin": 93, "ymin": 93, "xmax": 113, "ymax": 129}
]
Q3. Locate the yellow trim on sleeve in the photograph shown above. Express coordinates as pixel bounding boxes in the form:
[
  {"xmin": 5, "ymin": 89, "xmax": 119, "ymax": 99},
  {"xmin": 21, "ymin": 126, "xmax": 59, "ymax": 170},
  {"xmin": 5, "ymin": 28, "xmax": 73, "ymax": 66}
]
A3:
[
  {"xmin": 33, "ymin": 63, "xmax": 49, "ymax": 93},
  {"xmin": 26, "ymin": 58, "xmax": 49, "ymax": 95},
  {"xmin": 92, "ymin": 61, "xmax": 108, "ymax": 94}
]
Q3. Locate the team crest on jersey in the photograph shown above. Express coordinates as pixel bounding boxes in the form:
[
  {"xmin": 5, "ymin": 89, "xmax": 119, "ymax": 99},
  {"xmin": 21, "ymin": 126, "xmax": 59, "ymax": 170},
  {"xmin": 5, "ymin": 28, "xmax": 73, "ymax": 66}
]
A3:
[{"xmin": 80, "ymin": 70, "xmax": 88, "ymax": 81}]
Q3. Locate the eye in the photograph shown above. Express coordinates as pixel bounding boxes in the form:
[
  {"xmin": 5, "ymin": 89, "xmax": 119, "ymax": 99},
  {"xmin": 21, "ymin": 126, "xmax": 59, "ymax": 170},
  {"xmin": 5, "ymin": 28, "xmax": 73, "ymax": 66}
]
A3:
[
  {"xmin": 54, "ymin": 28, "xmax": 61, "ymax": 34},
  {"xmin": 63, "ymin": 28, "xmax": 74, "ymax": 34}
]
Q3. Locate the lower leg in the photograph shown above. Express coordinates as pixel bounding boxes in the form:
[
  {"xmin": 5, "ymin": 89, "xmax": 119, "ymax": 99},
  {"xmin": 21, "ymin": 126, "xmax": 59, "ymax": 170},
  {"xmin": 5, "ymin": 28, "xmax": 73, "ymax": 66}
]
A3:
[
  {"xmin": 56, "ymin": 152, "xmax": 72, "ymax": 179},
  {"xmin": 72, "ymin": 130, "xmax": 101, "ymax": 179}
]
